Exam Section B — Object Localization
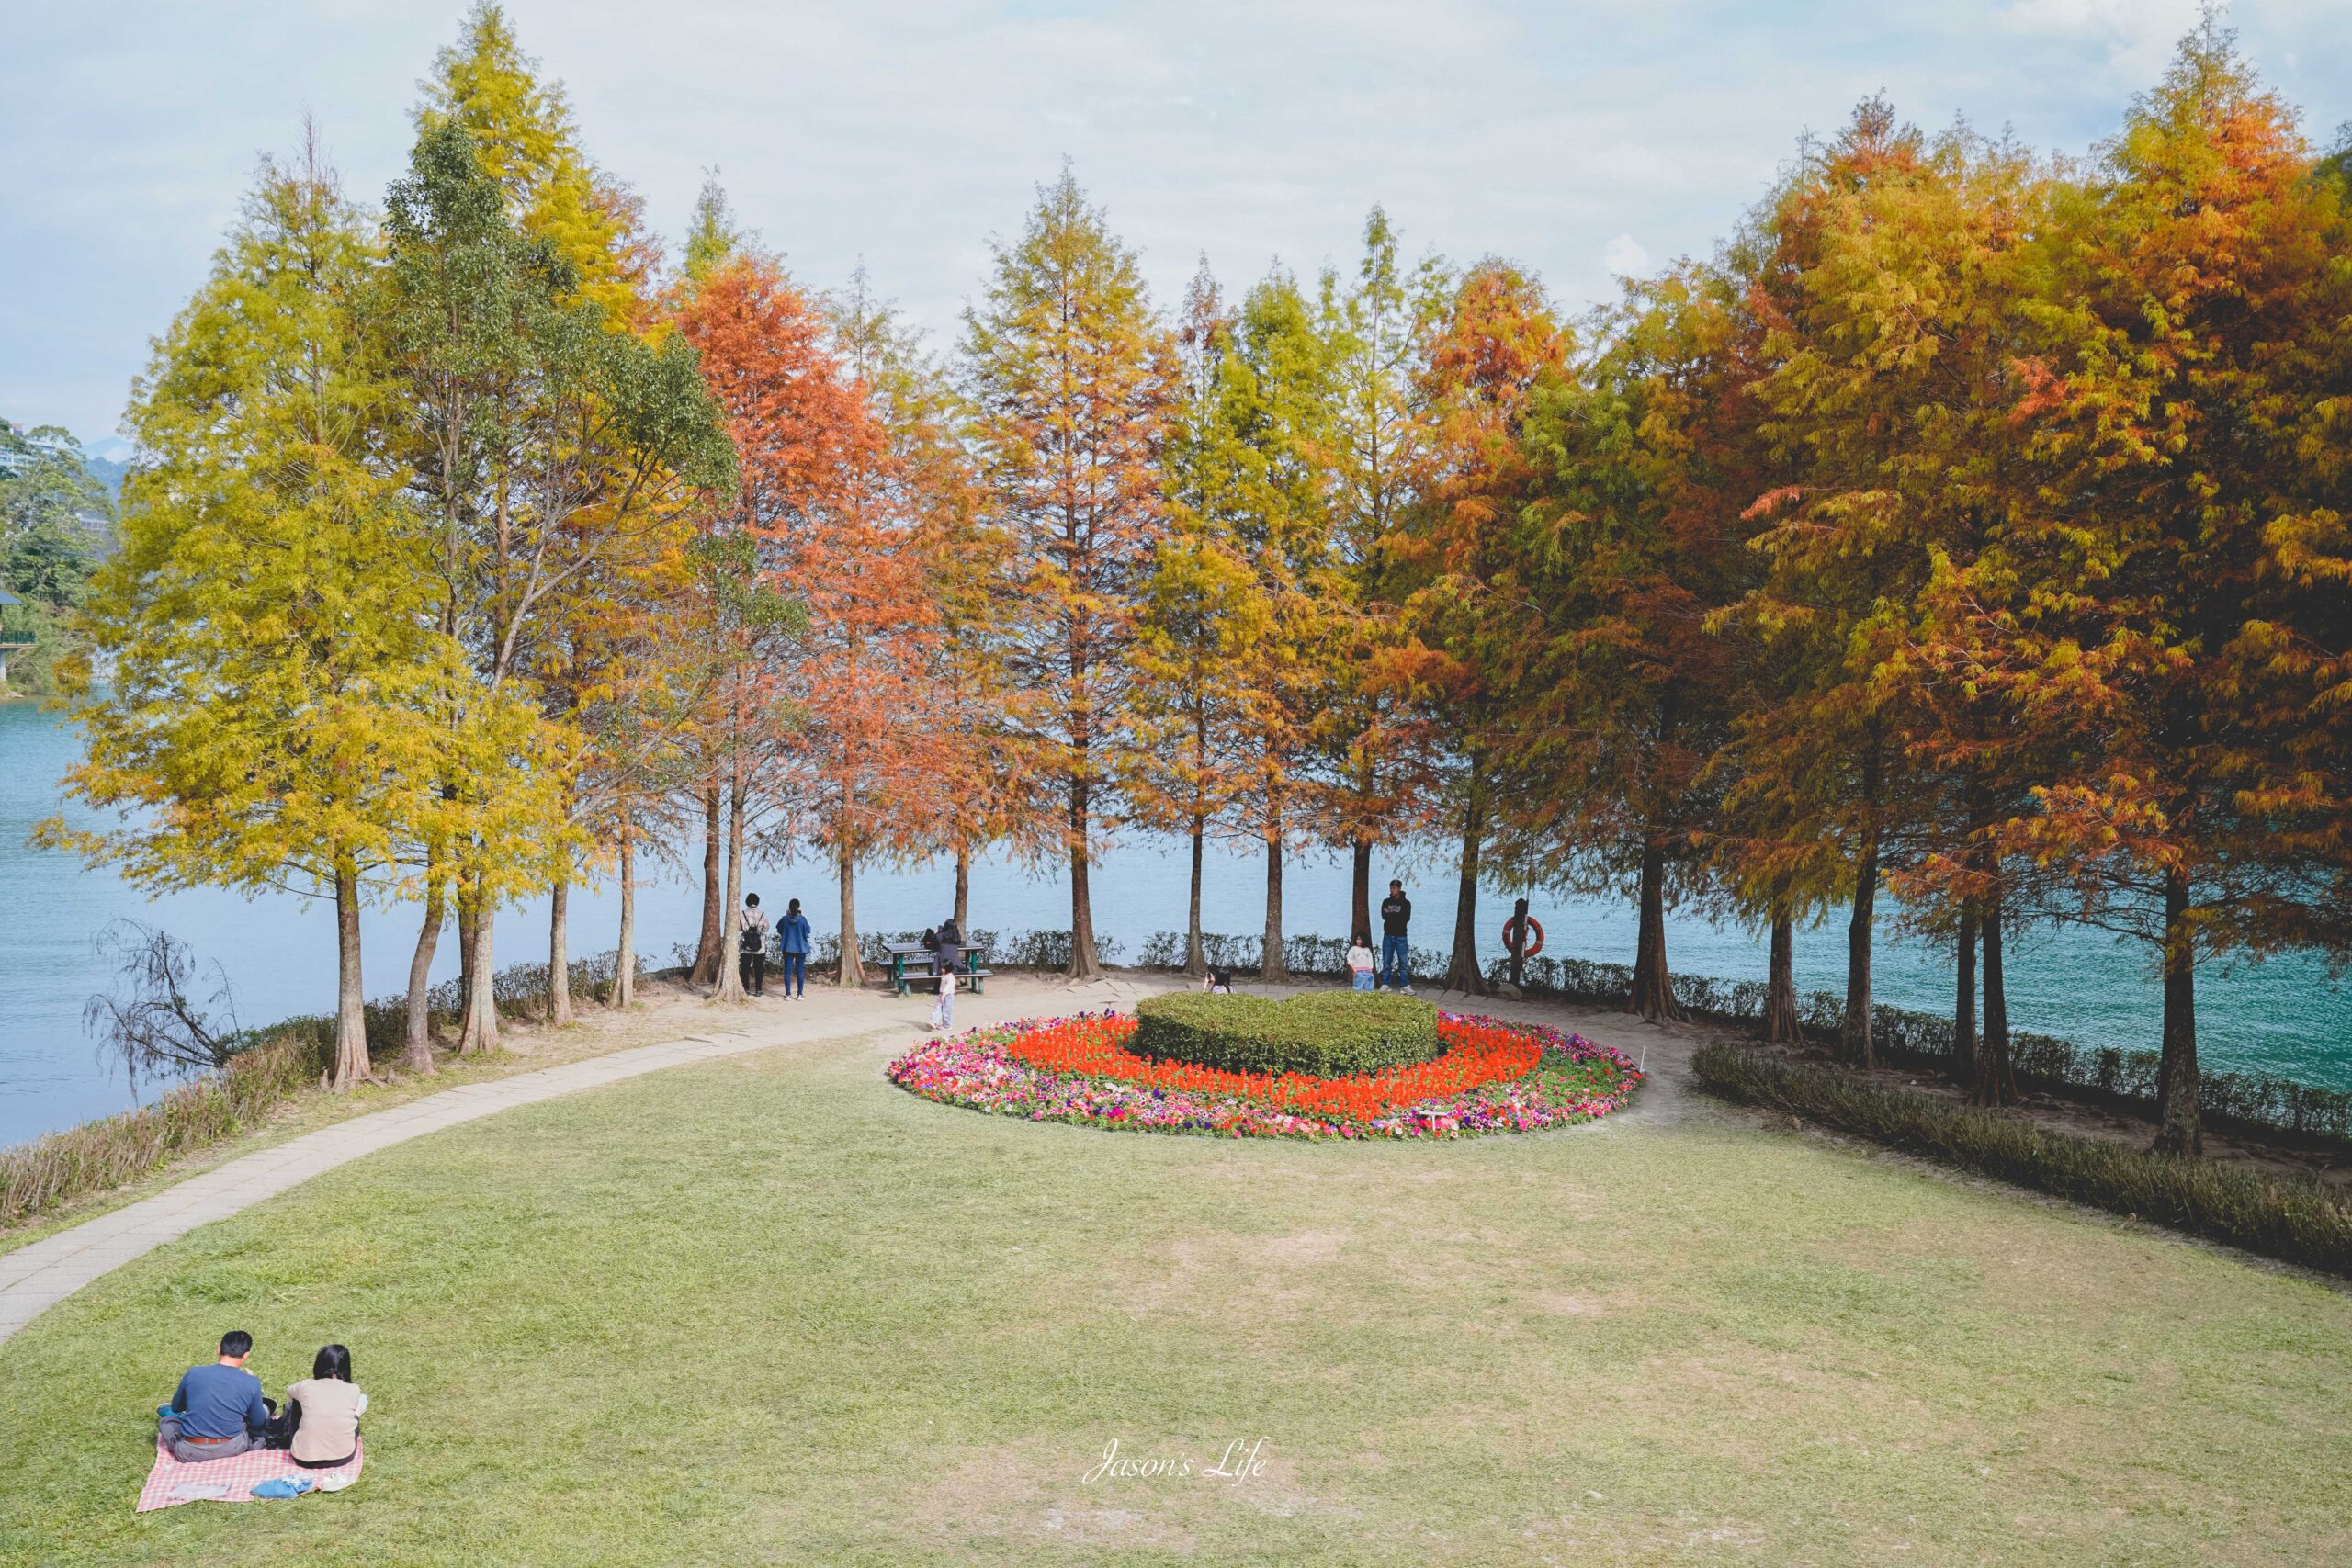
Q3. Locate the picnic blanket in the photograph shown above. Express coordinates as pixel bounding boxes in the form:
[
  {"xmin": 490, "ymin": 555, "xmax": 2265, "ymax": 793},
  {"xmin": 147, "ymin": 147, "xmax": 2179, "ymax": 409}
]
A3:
[{"xmin": 136, "ymin": 1437, "xmax": 363, "ymax": 1512}]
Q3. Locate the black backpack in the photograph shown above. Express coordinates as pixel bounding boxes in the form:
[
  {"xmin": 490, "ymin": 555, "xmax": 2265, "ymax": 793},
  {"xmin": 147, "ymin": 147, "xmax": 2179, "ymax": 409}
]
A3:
[{"xmin": 741, "ymin": 919, "xmax": 764, "ymax": 955}]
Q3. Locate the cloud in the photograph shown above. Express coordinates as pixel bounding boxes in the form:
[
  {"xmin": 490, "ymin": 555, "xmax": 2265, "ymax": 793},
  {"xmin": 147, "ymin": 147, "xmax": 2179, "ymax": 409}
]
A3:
[
  {"xmin": 1995, "ymin": 0, "xmax": 2204, "ymax": 75},
  {"xmin": 3, "ymin": 0, "xmax": 2347, "ymax": 441},
  {"xmin": 1602, "ymin": 234, "xmax": 1652, "ymax": 278}
]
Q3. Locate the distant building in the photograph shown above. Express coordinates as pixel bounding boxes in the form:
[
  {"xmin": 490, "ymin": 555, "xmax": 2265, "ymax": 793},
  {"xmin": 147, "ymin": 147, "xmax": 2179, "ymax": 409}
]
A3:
[{"xmin": 0, "ymin": 587, "xmax": 31, "ymax": 690}]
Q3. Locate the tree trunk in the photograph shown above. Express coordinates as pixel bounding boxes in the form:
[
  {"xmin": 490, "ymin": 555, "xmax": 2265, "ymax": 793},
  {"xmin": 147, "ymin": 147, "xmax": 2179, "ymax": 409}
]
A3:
[
  {"xmin": 2154, "ymin": 867, "xmax": 2201, "ymax": 1155},
  {"xmin": 455, "ymin": 890, "xmax": 477, "ymax": 1043},
  {"xmin": 329, "ymin": 855, "xmax": 371, "ymax": 1092},
  {"xmin": 402, "ymin": 863, "xmax": 444, "ymax": 1075},
  {"xmin": 716, "ymin": 764, "xmax": 746, "ymax": 1001},
  {"xmin": 690, "ymin": 781, "xmax": 723, "ymax": 987},
  {"xmin": 613, "ymin": 816, "xmax": 637, "ymax": 1010},
  {"xmin": 1953, "ymin": 897, "xmax": 1978, "ymax": 1089},
  {"xmin": 1974, "ymin": 886, "xmax": 2015, "ymax": 1108},
  {"xmin": 1984, "ymin": 910, "xmax": 2010, "ymax": 1063},
  {"xmin": 1261, "ymin": 791, "xmax": 1286, "ymax": 983},
  {"xmin": 837, "ymin": 840, "xmax": 864, "ymax": 987},
  {"xmin": 1067, "ymin": 776, "xmax": 1102, "ymax": 979},
  {"xmin": 954, "ymin": 842, "xmax": 970, "ymax": 931},
  {"xmin": 1627, "ymin": 829, "xmax": 1681, "ymax": 1021},
  {"xmin": 548, "ymin": 869, "xmax": 573, "ymax": 1027},
  {"xmin": 1762, "ymin": 908, "xmax": 1800, "ymax": 1043},
  {"xmin": 1840, "ymin": 741, "xmax": 1882, "ymax": 1068},
  {"xmin": 1185, "ymin": 814, "xmax": 1206, "ymax": 976},
  {"xmin": 1351, "ymin": 833, "xmax": 1373, "ymax": 954},
  {"xmin": 459, "ymin": 893, "xmax": 500, "ymax": 1055},
  {"xmin": 1442, "ymin": 769, "xmax": 1488, "ymax": 996}
]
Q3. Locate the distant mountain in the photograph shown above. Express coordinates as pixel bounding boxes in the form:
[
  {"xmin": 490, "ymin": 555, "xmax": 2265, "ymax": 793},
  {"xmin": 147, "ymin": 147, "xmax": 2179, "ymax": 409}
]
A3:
[{"xmin": 84, "ymin": 455, "xmax": 129, "ymax": 501}]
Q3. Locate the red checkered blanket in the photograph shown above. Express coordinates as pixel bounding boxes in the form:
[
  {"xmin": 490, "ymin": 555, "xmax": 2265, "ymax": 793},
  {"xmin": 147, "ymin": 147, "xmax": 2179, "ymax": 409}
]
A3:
[{"xmin": 135, "ymin": 1437, "xmax": 363, "ymax": 1512}]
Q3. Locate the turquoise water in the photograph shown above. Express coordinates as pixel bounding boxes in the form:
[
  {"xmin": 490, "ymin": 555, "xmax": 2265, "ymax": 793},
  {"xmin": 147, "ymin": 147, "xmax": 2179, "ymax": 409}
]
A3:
[{"xmin": 4, "ymin": 698, "xmax": 2346, "ymax": 1145}]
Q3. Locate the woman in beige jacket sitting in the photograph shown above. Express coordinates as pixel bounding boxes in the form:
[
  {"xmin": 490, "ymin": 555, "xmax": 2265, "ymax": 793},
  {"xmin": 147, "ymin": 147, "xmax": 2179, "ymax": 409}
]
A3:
[{"xmin": 270, "ymin": 1344, "xmax": 368, "ymax": 1467}]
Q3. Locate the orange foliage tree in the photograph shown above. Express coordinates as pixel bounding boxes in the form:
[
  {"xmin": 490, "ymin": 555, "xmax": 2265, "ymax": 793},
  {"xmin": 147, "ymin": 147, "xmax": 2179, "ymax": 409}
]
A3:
[{"xmin": 674, "ymin": 253, "xmax": 876, "ymax": 998}]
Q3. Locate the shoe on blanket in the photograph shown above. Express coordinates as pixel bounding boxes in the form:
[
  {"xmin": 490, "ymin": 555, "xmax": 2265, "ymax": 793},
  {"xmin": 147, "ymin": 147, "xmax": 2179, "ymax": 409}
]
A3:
[{"xmin": 314, "ymin": 1472, "xmax": 356, "ymax": 1492}]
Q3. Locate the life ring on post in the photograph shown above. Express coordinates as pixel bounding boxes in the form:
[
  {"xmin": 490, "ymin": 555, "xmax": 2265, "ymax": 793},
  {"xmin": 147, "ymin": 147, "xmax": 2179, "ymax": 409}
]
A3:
[{"xmin": 1501, "ymin": 915, "xmax": 1545, "ymax": 959}]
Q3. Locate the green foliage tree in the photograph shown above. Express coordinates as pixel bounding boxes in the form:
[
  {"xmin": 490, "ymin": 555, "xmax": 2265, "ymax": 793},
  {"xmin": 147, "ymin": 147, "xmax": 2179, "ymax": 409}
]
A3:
[
  {"xmin": 382, "ymin": 115, "xmax": 729, "ymax": 1050},
  {"xmin": 0, "ymin": 421, "xmax": 113, "ymax": 694},
  {"xmin": 1319, "ymin": 210, "xmax": 1453, "ymax": 938},
  {"xmin": 960, "ymin": 168, "xmax": 1174, "ymax": 979},
  {"xmin": 1179, "ymin": 265, "xmax": 1345, "ymax": 981},
  {"xmin": 1133, "ymin": 262, "xmax": 1258, "ymax": 975}
]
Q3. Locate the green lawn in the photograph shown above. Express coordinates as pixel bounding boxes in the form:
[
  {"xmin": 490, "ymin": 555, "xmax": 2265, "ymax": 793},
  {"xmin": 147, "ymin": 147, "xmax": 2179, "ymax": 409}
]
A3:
[{"xmin": 4, "ymin": 1025, "xmax": 2348, "ymax": 1565}]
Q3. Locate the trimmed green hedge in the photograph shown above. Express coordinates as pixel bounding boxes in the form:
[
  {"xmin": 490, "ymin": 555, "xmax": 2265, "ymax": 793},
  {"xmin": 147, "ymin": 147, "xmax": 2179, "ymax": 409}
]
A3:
[
  {"xmin": 1134, "ymin": 992, "xmax": 1442, "ymax": 1079},
  {"xmin": 1691, "ymin": 1042, "xmax": 2352, "ymax": 1277},
  {"xmin": 1495, "ymin": 949, "xmax": 2352, "ymax": 1150}
]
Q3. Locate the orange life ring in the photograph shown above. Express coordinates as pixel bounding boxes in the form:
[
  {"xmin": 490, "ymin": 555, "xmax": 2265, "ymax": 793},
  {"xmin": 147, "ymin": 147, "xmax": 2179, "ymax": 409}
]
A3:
[{"xmin": 1502, "ymin": 915, "xmax": 1544, "ymax": 959}]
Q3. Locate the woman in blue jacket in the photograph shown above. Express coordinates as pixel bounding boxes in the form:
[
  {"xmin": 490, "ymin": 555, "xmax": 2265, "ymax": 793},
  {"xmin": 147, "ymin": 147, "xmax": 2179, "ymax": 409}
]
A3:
[{"xmin": 776, "ymin": 898, "xmax": 812, "ymax": 998}]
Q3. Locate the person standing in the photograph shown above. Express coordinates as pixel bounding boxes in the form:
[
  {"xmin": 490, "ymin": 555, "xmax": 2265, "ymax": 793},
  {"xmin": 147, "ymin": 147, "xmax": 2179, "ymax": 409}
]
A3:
[
  {"xmin": 776, "ymin": 897, "xmax": 811, "ymax": 998},
  {"xmin": 1378, "ymin": 880, "xmax": 1414, "ymax": 994},
  {"xmin": 929, "ymin": 964, "xmax": 957, "ymax": 1032},
  {"xmin": 929, "ymin": 916, "xmax": 963, "ymax": 1031},
  {"xmin": 740, "ymin": 893, "xmax": 772, "ymax": 998},
  {"xmin": 158, "ymin": 1329, "xmax": 270, "ymax": 1463},
  {"xmin": 1346, "ymin": 932, "xmax": 1377, "ymax": 992}
]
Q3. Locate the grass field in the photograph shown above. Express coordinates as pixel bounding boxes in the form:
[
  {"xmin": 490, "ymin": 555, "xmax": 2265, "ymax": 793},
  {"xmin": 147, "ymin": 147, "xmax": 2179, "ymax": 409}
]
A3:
[{"xmin": 3, "ymin": 1022, "xmax": 2348, "ymax": 1565}]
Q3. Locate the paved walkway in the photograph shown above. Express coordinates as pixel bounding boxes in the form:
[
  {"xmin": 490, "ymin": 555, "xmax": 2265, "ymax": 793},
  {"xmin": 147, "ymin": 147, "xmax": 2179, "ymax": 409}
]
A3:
[
  {"xmin": 0, "ymin": 1026, "xmax": 798, "ymax": 1346},
  {"xmin": 0, "ymin": 976, "xmax": 1697, "ymax": 1348}
]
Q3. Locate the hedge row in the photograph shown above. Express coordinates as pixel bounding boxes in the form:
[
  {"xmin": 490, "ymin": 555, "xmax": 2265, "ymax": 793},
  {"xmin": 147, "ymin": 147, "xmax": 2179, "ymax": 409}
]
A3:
[
  {"xmin": 1691, "ymin": 1042, "xmax": 2352, "ymax": 1277},
  {"xmin": 1137, "ymin": 930, "xmax": 1447, "ymax": 981},
  {"xmin": 1488, "ymin": 951, "xmax": 2352, "ymax": 1148},
  {"xmin": 1133, "ymin": 931, "xmax": 2350, "ymax": 1148},
  {"xmin": 759, "ymin": 928, "xmax": 1128, "ymax": 972},
  {"xmin": 1134, "ymin": 991, "xmax": 1443, "ymax": 1078}
]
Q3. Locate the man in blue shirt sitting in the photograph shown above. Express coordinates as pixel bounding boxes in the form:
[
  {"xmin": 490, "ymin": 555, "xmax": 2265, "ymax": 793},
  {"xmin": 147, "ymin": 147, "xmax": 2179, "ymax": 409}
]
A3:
[{"xmin": 159, "ymin": 1329, "xmax": 270, "ymax": 1462}]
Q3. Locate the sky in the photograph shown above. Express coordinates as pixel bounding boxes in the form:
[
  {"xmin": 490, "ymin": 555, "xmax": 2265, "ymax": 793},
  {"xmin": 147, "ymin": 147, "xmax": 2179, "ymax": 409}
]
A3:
[{"xmin": 6, "ymin": 0, "xmax": 2351, "ymax": 449}]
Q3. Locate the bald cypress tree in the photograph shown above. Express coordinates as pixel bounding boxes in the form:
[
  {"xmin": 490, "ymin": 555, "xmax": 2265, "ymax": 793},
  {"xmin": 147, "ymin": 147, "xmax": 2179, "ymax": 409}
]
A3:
[{"xmin": 960, "ymin": 170, "xmax": 1174, "ymax": 979}]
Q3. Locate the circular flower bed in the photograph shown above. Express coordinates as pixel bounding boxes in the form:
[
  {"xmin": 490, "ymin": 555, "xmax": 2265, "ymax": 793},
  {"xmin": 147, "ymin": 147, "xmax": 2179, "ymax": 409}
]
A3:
[{"xmin": 886, "ymin": 1010, "xmax": 1644, "ymax": 1140}]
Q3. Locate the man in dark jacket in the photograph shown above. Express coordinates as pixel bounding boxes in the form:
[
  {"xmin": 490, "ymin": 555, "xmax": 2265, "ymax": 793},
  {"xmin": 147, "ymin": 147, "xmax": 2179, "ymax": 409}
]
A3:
[{"xmin": 1378, "ymin": 881, "xmax": 1413, "ymax": 993}]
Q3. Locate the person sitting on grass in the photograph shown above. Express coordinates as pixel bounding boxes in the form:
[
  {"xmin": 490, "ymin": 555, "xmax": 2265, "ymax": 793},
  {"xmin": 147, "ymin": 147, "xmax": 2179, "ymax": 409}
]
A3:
[
  {"xmin": 1346, "ymin": 933, "xmax": 1377, "ymax": 992},
  {"xmin": 159, "ymin": 1330, "xmax": 269, "ymax": 1462},
  {"xmin": 268, "ymin": 1343, "xmax": 368, "ymax": 1469}
]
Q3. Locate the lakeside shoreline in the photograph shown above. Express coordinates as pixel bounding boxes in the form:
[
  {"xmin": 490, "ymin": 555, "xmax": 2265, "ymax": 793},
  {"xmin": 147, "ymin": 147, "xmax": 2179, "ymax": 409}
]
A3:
[{"xmin": 12, "ymin": 943, "xmax": 2350, "ymax": 1260}]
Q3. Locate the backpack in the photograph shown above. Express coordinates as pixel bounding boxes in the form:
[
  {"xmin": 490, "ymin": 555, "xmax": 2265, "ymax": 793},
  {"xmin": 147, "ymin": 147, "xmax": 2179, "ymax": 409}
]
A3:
[{"xmin": 741, "ymin": 918, "xmax": 764, "ymax": 955}]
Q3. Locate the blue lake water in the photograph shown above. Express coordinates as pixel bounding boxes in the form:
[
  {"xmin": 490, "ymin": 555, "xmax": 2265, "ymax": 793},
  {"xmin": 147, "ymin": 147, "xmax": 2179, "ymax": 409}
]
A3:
[{"xmin": 3, "ymin": 697, "xmax": 2346, "ymax": 1145}]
